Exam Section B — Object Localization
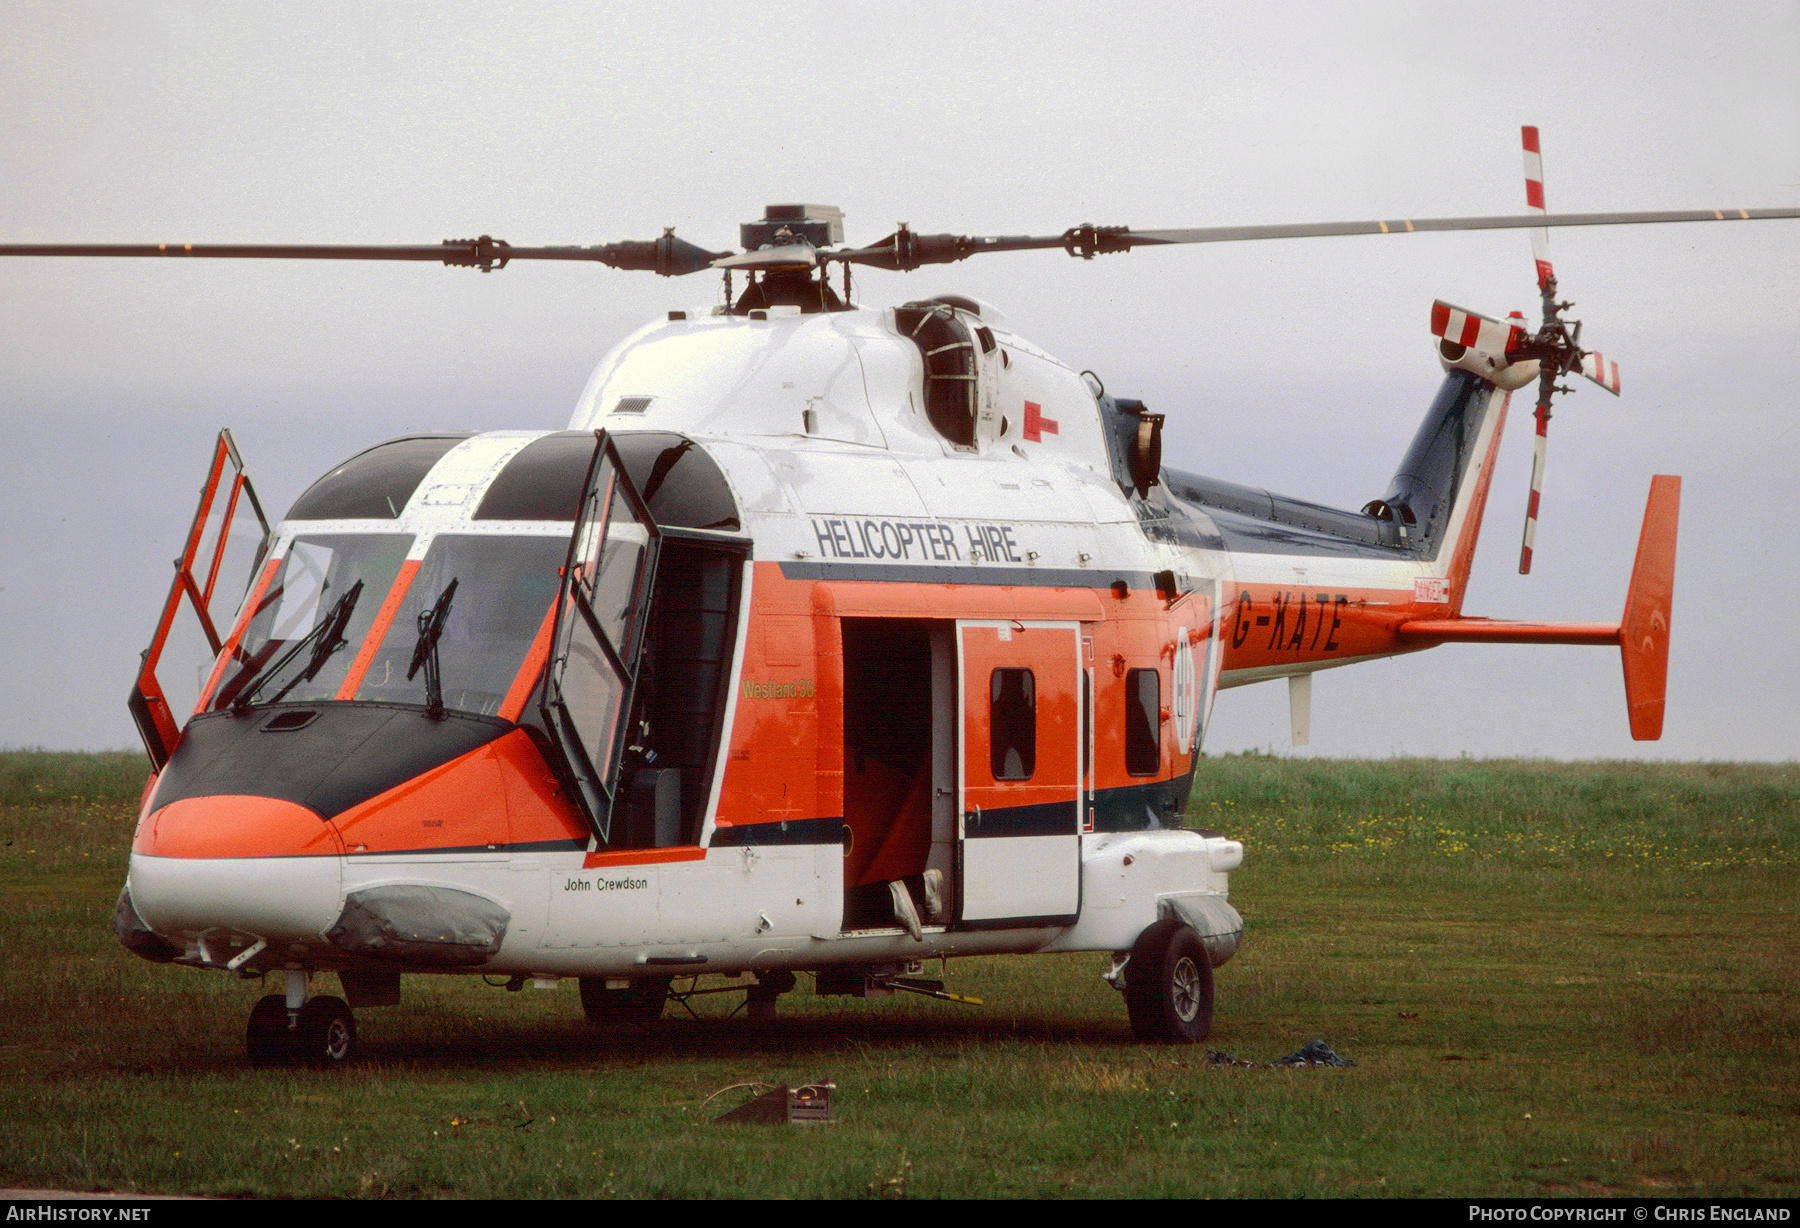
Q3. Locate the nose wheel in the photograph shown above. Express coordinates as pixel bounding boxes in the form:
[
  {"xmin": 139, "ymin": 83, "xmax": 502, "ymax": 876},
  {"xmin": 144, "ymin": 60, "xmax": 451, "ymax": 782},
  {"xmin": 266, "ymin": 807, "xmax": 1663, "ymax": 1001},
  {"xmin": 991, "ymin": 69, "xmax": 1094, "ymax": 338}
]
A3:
[{"xmin": 246, "ymin": 991, "xmax": 358, "ymax": 1066}]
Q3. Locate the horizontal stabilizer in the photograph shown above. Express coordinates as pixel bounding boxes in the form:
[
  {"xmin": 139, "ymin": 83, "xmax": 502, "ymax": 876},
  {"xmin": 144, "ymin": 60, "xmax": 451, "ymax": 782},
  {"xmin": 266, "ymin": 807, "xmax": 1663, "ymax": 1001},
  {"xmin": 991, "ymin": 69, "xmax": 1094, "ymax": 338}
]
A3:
[
  {"xmin": 1395, "ymin": 619, "xmax": 1616, "ymax": 645},
  {"xmin": 1396, "ymin": 475, "xmax": 1680, "ymax": 740}
]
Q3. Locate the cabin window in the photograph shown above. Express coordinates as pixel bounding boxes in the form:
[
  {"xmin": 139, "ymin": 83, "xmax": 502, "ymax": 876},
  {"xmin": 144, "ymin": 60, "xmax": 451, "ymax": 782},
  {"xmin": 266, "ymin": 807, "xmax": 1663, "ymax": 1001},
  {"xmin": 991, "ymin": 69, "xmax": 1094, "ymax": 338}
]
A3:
[
  {"xmin": 989, "ymin": 668, "xmax": 1036, "ymax": 780},
  {"xmin": 1125, "ymin": 668, "xmax": 1160, "ymax": 776}
]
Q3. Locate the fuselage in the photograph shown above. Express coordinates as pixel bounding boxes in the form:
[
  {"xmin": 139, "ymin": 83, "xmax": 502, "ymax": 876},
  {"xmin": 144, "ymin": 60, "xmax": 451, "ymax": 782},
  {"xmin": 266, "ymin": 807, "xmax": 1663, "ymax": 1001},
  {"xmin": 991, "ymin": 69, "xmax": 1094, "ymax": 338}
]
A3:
[{"xmin": 121, "ymin": 294, "xmax": 1510, "ymax": 992}]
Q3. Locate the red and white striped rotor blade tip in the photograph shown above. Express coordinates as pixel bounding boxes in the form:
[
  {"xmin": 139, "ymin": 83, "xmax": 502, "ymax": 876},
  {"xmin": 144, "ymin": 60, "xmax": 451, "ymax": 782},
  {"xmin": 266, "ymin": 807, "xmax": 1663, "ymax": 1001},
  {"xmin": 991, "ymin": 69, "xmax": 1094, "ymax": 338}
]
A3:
[
  {"xmin": 1520, "ymin": 406, "xmax": 1550, "ymax": 574},
  {"xmin": 1522, "ymin": 125, "xmax": 1554, "ymax": 290},
  {"xmin": 1515, "ymin": 310, "xmax": 1544, "ymax": 574},
  {"xmin": 1579, "ymin": 350, "xmax": 1622, "ymax": 395},
  {"xmin": 1430, "ymin": 300, "xmax": 1525, "ymax": 355}
]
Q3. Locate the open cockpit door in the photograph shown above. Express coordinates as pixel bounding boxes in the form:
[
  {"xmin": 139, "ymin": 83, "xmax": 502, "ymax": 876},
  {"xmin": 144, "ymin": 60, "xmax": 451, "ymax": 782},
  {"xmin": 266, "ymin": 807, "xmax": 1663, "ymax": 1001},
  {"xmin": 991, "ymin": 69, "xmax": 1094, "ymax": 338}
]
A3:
[
  {"xmin": 539, "ymin": 431, "xmax": 663, "ymax": 844},
  {"xmin": 130, "ymin": 430, "xmax": 270, "ymax": 769}
]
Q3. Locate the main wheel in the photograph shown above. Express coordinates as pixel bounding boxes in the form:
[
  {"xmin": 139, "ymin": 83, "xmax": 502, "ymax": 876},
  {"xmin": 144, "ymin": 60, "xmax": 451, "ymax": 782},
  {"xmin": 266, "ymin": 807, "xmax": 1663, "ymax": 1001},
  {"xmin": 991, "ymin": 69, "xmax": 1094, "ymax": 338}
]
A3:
[
  {"xmin": 246, "ymin": 993, "xmax": 297, "ymax": 1066},
  {"xmin": 1124, "ymin": 919, "xmax": 1214, "ymax": 1043},
  {"xmin": 295, "ymin": 995, "xmax": 357, "ymax": 1066},
  {"xmin": 579, "ymin": 976, "xmax": 672, "ymax": 1024}
]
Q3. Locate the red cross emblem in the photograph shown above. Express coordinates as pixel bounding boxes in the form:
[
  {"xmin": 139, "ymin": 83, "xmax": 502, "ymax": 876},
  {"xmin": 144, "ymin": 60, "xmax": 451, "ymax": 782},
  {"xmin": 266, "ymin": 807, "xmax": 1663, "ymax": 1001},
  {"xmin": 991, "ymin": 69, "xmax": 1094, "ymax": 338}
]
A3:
[{"xmin": 1023, "ymin": 400, "xmax": 1059, "ymax": 443}]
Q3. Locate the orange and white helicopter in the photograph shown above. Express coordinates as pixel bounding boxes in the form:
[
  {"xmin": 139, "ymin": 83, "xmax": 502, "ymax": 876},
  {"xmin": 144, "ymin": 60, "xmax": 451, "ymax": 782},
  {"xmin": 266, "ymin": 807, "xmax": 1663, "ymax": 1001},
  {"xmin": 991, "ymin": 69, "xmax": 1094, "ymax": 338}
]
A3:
[{"xmin": 9, "ymin": 129, "xmax": 1792, "ymax": 1064}]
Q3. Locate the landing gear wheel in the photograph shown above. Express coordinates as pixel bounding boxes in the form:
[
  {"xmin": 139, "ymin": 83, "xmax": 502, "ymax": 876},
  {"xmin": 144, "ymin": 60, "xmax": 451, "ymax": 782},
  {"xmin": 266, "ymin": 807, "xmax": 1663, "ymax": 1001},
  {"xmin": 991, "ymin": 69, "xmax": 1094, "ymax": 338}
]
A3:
[
  {"xmin": 1124, "ymin": 919, "xmax": 1214, "ymax": 1043},
  {"xmin": 295, "ymin": 995, "xmax": 357, "ymax": 1066},
  {"xmin": 579, "ymin": 976, "xmax": 672, "ymax": 1024},
  {"xmin": 746, "ymin": 970, "xmax": 798, "ymax": 1021},
  {"xmin": 246, "ymin": 993, "xmax": 296, "ymax": 1066}
]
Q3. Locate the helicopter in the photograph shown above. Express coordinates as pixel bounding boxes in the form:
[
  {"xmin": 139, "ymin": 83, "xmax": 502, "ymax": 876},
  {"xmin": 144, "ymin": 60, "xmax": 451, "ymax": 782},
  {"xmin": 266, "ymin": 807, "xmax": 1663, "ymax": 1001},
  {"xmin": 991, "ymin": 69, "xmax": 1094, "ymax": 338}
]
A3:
[{"xmin": 7, "ymin": 129, "xmax": 1792, "ymax": 1064}]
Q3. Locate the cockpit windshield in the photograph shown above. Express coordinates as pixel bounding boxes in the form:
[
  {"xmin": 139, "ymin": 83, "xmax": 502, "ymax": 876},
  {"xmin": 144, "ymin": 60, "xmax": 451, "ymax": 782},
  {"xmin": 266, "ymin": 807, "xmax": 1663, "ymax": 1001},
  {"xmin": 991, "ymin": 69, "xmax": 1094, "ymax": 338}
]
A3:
[
  {"xmin": 213, "ymin": 534, "xmax": 412, "ymax": 710},
  {"xmin": 211, "ymin": 530, "xmax": 568, "ymax": 720},
  {"xmin": 353, "ymin": 534, "xmax": 566, "ymax": 717}
]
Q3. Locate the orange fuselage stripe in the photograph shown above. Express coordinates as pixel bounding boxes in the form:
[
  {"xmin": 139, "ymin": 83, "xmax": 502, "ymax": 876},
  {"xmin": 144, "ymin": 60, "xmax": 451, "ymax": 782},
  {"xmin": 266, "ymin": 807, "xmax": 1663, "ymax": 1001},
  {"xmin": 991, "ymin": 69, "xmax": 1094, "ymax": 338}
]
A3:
[
  {"xmin": 582, "ymin": 846, "xmax": 706, "ymax": 869},
  {"xmin": 193, "ymin": 553, "xmax": 283, "ymax": 715},
  {"xmin": 333, "ymin": 559, "xmax": 422, "ymax": 700},
  {"xmin": 498, "ymin": 604, "xmax": 559, "ymax": 722}
]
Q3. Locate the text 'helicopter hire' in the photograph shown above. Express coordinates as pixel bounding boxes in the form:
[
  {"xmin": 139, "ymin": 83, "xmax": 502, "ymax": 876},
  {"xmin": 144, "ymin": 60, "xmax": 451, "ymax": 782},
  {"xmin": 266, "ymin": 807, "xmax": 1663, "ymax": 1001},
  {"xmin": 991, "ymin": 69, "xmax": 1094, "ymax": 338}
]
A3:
[{"xmin": 5, "ymin": 128, "xmax": 1792, "ymax": 1063}]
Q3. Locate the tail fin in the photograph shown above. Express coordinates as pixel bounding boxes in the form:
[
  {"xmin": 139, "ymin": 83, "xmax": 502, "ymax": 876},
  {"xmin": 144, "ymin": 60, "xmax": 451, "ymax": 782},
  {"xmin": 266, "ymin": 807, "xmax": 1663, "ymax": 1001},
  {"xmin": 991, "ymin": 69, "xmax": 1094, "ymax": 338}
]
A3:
[
  {"xmin": 1620, "ymin": 475, "xmax": 1680, "ymax": 740},
  {"xmin": 1367, "ymin": 371, "xmax": 1512, "ymax": 613}
]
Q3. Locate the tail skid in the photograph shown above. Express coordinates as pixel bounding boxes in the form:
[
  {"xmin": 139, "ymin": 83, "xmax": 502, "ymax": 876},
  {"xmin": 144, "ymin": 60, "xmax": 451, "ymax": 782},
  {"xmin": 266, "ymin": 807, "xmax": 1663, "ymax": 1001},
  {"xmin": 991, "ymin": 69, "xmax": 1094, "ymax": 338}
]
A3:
[{"xmin": 1395, "ymin": 476, "xmax": 1680, "ymax": 740}]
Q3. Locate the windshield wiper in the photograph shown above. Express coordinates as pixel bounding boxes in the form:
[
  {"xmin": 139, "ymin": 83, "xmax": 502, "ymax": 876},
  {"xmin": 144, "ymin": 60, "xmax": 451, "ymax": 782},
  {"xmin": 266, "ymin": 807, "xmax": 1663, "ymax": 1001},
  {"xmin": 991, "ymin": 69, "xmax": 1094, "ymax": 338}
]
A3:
[
  {"xmin": 233, "ymin": 580, "xmax": 365, "ymax": 711},
  {"xmin": 407, "ymin": 578, "xmax": 458, "ymax": 720}
]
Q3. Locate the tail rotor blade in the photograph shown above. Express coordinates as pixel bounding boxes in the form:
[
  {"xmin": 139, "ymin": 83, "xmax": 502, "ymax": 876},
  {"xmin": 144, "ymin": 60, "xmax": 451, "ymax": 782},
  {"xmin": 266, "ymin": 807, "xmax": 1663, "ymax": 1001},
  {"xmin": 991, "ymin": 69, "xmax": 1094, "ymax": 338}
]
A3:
[
  {"xmin": 1522, "ymin": 126, "xmax": 1555, "ymax": 291},
  {"xmin": 1430, "ymin": 300, "xmax": 1526, "ymax": 356},
  {"xmin": 1512, "ymin": 130, "xmax": 1621, "ymax": 571},
  {"xmin": 1515, "ymin": 310, "xmax": 1549, "ymax": 575},
  {"xmin": 1520, "ymin": 400, "xmax": 1551, "ymax": 574},
  {"xmin": 1579, "ymin": 350, "xmax": 1622, "ymax": 395}
]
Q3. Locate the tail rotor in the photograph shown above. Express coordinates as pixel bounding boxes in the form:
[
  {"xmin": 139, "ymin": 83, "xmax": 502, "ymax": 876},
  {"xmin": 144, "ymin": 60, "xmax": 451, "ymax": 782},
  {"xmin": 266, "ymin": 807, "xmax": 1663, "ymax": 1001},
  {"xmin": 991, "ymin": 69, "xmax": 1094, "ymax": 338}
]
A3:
[
  {"xmin": 1426, "ymin": 126, "xmax": 1625, "ymax": 574},
  {"xmin": 1507, "ymin": 125, "xmax": 1623, "ymax": 573}
]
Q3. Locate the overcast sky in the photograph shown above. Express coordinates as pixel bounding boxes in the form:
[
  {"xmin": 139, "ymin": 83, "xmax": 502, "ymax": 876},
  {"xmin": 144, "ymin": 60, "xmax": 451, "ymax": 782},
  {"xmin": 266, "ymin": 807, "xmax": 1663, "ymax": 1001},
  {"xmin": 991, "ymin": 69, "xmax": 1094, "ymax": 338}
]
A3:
[{"xmin": 2, "ymin": 0, "xmax": 1795, "ymax": 761}]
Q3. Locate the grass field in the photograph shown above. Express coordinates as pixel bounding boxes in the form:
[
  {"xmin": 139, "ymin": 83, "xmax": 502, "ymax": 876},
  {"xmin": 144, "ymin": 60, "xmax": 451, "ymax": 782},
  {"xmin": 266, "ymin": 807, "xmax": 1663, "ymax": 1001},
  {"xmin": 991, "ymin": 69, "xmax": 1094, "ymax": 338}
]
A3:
[{"xmin": 1, "ymin": 749, "xmax": 1795, "ymax": 1198}]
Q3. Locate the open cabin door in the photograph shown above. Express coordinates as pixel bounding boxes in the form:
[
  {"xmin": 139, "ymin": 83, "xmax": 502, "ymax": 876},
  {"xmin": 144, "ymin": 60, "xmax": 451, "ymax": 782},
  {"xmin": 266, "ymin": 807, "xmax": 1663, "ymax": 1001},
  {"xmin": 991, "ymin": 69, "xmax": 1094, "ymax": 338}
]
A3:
[
  {"xmin": 957, "ymin": 620, "xmax": 1081, "ymax": 927},
  {"xmin": 539, "ymin": 431, "xmax": 663, "ymax": 844},
  {"xmin": 130, "ymin": 430, "xmax": 270, "ymax": 770}
]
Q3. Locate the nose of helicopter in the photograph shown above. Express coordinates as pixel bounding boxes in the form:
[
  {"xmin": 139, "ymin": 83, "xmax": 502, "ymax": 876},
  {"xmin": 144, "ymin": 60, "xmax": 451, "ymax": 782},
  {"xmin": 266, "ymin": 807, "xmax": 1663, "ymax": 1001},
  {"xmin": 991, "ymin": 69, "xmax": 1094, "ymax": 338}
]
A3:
[{"xmin": 127, "ymin": 794, "xmax": 345, "ymax": 942}]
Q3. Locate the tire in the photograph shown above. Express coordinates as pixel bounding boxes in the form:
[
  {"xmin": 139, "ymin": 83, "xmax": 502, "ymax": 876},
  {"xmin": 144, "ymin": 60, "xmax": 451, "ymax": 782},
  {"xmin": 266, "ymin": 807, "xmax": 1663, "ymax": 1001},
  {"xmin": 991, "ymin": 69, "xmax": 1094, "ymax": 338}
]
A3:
[
  {"xmin": 579, "ymin": 976, "xmax": 672, "ymax": 1024},
  {"xmin": 1124, "ymin": 919, "xmax": 1214, "ymax": 1043},
  {"xmin": 295, "ymin": 995, "xmax": 357, "ymax": 1066},
  {"xmin": 246, "ymin": 993, "xmax": 296, "ymax": 1067}
]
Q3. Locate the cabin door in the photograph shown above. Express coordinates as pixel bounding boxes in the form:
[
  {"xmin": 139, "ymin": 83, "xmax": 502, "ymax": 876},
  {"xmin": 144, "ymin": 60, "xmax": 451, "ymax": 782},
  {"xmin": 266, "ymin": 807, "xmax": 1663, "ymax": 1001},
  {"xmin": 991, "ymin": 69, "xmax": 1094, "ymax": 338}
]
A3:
[
  {"xmin": 131, "ymin": 430, "xmax": 271, "ymax": 769},
  {"xmin": 956, "ymin": 620, "xmax": 1081, "ymax": 927},
  {"xmin": 540, "ymin": 431, "xmax": 663, "ymax": 844}
]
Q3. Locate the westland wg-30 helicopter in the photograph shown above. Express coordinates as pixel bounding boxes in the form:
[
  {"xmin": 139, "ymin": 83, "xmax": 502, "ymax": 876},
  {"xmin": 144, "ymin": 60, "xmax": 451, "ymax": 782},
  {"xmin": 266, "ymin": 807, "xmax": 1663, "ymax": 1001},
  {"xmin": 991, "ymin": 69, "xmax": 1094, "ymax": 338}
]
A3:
[{"xmin": 7, "ymin": 129, "xmax": 1793, "ymax": 1064}]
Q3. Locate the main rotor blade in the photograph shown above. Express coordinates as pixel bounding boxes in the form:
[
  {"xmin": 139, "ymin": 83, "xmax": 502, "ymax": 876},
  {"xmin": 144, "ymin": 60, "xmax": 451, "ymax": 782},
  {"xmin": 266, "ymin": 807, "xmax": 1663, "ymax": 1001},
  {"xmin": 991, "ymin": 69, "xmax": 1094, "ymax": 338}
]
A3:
[
  {"xmin": 0, "ymin": 234, "xmax": 730, "ymax": 275},
  {"xmin": 10, "ymin": 204, "xmax": 1792, "ymax": 278},
  {"xmin": 1124, "ymin": 206, "xmax": 1800, "ymax": 248},
  {"xmin": 835, "ymin": 206, "xmax": 1798, "ymax": 272}
]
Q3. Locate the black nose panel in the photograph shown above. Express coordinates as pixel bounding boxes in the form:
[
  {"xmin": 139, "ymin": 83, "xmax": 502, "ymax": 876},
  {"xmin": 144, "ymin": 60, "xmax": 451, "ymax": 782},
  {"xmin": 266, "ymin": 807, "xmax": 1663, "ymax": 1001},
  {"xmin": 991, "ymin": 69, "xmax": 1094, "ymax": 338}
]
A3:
[{"xmin": 149, "ymin": 704, "xmax": 512, "ymax": 821}]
